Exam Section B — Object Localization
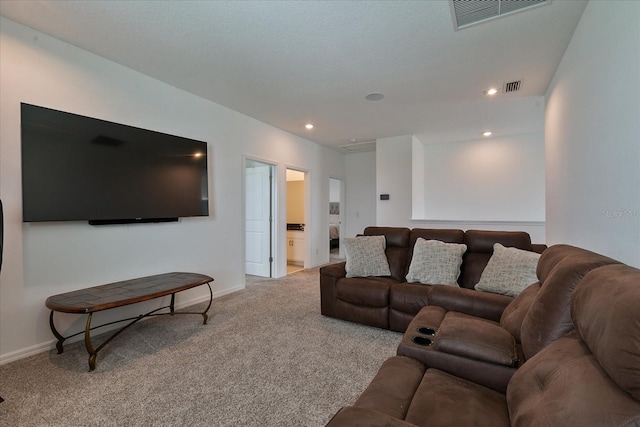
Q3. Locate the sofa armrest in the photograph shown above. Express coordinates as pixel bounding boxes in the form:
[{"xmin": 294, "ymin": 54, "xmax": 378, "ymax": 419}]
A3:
[
  {"xmin": 320, "ymin": 262, "xmax": 347, "ymax": 279},
  {"xmin": 320, "ymin": 262, "xmax": 347, "ymax": 318},
  {"xmin": 427, "ymin": 286, "xmax": 513, "ymax": 322},
  {"xmin": 326, "ymin": 407, "xmax": 417, "ymax": 427}
]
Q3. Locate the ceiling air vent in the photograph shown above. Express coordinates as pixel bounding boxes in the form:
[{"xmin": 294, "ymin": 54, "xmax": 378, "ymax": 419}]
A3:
[
  {"xmin": 339, "ymin": 141, "xmax": 376, "ymax": 153},
  {"xmin": 503, "ymin": 80, "xmax": 522, "ymax": 93},
  {"xmin": 450, "ymin": 0, "xmax": 550, "ymax": 30}
]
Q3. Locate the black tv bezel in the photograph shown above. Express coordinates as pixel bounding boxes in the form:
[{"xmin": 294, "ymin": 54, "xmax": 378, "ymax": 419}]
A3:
[{"xmin": 20, "ymin": 103, "xmax": 209, "ymax": 225}]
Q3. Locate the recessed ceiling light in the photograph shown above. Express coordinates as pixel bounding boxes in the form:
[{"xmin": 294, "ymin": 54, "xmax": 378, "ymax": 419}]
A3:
[
  {"xmin": 365, "ymin": 92, "xmax": 384, "ymax": 101},
  {"xmin": 482, "ymin": 131, "xmax": 493, "ymax": 137},
  {"xmin": 349, "ymin": 139, "xmax": 357, "ymax": 142},
  {"xmin": 305, "ymin": 123, "xmax": 314, "ymax": 130},
  {"xmin": 486, "ymin": 88, "xmax": 498, "ymax": 96}
]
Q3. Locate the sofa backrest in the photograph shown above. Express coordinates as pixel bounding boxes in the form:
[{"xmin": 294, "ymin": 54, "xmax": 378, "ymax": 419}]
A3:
[
  {"xmin": 363, "ymin": 227, "xmax": 543, "ymax": 288},
  {"xmin": 500, "ymin": 244, "xmax": 620, "ymax": 358},
  {"xmin": 460, "ymin": 230, "xmax": 534, "ymax": 289},
  {"xmin": 519, "ymin": 244, "xmax": 620, "ymax": 359},
  {"xmin": 507, "ymin": 263, "xmax": 640, "ymax": 426},
  {"xmin": 572, "ymin": 264, "xmax": 640, "ymax": 402},
  {"xmin": 363, "ymin": 227, "xmax": 411, "ymax": 281}
]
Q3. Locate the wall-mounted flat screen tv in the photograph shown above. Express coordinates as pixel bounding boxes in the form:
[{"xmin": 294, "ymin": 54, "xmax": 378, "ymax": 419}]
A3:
[{"xmin": 21, "ymin": 103, "xmax": 209, "ymax": 224}]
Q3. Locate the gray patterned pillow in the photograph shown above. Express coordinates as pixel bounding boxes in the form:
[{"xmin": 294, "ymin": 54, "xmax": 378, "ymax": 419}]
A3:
[
  {"xmin": 343, "ymin": 235, "xmax": 391, "ymax": 278},
  {"xmin": 474, "ymin": 243, "xmax": 541, "ymax": 297},
  {"xmin": 406, "ymin": 238, "xmax": 467, "ymax": 286}
]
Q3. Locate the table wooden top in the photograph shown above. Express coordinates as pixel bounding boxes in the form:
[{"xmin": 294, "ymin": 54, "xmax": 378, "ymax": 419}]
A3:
[{"xmin": 45, "ymin": 272, "xmax": 214, "ymax": 314}]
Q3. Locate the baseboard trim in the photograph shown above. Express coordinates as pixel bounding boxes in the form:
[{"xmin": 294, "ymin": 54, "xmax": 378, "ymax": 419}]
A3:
[{"xmin": 0, "ymin": 284, "xmax": 244, "ymax": 366}]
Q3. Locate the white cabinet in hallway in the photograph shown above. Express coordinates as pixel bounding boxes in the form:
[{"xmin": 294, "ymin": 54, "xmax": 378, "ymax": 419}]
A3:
[{"xmin": 287, "ymin": 230, "xmax": 305, "ymax": 265}]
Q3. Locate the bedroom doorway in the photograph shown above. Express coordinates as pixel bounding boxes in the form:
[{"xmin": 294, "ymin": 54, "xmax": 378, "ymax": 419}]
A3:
[
  {"xmin": 286, "ymin": 169, "xmax": 306, "ymax": 274},
  {"xmin": 245, "ymin": 159, "xmax": 275, "ymax": 277},
  {"xmin": 329, "ymin": 178, "xmax": 344, "ymax": 262}
]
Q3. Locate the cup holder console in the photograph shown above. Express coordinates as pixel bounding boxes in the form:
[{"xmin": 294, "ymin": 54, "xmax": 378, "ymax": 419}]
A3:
[
  {"xmin": 411, "ymin": 336, "xmax": 433, "ymax": 346},
  {"xmin": 417, "ymin": 327, "xmax": 436, "ymax": 336}
]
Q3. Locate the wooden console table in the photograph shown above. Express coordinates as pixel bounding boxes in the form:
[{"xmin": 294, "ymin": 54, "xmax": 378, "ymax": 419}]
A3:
[{"xmin": 46, "ymin": 272, "xmax": 214, "ymax": 371}]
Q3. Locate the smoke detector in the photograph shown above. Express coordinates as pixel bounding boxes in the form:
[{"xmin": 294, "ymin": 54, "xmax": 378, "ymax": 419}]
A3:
[{"xmin": 451, "ymin": 0, "xmax": 550, "ymax": 30}]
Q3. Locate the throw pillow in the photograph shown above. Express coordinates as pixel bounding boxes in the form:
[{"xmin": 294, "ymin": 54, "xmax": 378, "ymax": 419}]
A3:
[
  {"xmin": 343, "ymin": 235, "xmax": 391, "ymax": 278},
  {"xmin": 474, "ymin": 243, "xmax": 541, "ymax": 297},
  {"xmin": 405, "ymin": 238, "xmax": 467, "ymax": 286}
]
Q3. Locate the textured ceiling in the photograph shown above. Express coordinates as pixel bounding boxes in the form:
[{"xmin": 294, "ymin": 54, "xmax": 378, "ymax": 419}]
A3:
[{"xmin": 0, "ymin": 0, "xmax": 588, "ymax": 149}]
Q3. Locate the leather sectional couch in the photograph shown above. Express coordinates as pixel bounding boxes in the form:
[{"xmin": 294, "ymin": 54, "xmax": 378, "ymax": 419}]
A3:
[
  {"xmin": 321, "ymin": 228, "xmax": 640, "ymax": 425},
  {"xmin": 395, "ymin": 243, "xmax": 620, "ymax": 392},
  {"xmin": 326, "ymin": 262, "xmax": 640, "ymax": 426},
  {"xmin": 320, "ymin": 227, "xmax": 547, "ymax": 332}
]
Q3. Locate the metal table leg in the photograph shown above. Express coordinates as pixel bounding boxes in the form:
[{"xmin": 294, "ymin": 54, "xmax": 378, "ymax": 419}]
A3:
[{"xmin": 49, "ymin": 311, "xmax": 66, "ymax": 354}]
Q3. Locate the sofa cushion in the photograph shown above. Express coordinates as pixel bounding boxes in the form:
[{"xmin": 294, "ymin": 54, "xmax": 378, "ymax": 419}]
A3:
[
  {"xmin": 406, "ymin": 239, "xmax": 466, "ymax": 286},
  {"xmin": 474, "ymin": 244, "xmax": 540, "ymax": 297},
  {"xmin": 343, "ymin": 235, "xmax": 391, "ymax": 278},
  {"xmin": 404, "ymin": 368, "xmax": 510, "ymax": 427},
  {"xmin": 571, "ymin": 264, "xmax": 640, "ymax": 401},
  {"xmin": 435, "ymin": 312, "xmax": 518, "ymax": 367},
  {"xmin": 507, "ymin": 333, "xmax": 640, "ymax": 427},
  {"xmin": 460, "ymin": 230, "xmax": 533, "ymax": 289},
  {"xmin": 408, "ymin": 229, "xmax": 465, "ymax": 279}
]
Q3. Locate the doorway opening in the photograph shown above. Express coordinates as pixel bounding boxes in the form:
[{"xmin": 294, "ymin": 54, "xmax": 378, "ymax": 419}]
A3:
[
  {"xmin": 329, "ymin": 178, "xmax": 344, "ymax": 262},
  {"xmin": 286, "ymin": 169, "xmax": 306, "ymax": 274},
  {"xmin": 245, "ymin": 159, "xmax": 275, "ymax": 277}
]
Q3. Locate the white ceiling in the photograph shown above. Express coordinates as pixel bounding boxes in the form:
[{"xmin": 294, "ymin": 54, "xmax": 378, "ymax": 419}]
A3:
[{"xmin": 0, "ymin": 0, "xmax": 588, "ymax": 149}]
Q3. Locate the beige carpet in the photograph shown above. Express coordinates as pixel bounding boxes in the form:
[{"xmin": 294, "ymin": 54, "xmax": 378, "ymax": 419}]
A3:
[{"xmin": 0, "ymin": 267, "xmax": 400, "ymax": 426}]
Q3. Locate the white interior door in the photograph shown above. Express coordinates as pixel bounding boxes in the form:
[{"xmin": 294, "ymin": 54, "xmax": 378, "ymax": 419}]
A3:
[{"xmin": 245, "ymin": 162, "xmax": 273, "ymax": 277}]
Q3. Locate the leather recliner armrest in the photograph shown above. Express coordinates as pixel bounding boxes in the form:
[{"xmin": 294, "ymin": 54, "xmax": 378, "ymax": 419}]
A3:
[
  {"xmin": 320, "ymin": 262, "xmax": 347, "ymax": 318},
  {"xmin": 319, "ymin": 262, "xmax": 346, "ymax": 279}
]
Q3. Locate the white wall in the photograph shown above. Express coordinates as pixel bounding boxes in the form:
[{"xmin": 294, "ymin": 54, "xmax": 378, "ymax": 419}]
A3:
[
  {"xmin": 545, "ymin": 1, "xmax": 640, "ymax": 267},
  {"xmin": 419, "ymin": 131, "xmax": 545, "ymax": 222},
  {"xmin": 411, "ymin": 136, "xmax": 425, "ymax": 219},
  {"xmin": 376, "ymin": 135, "xmax": 414, "ymax": 226},
  {"xmin": 376, "ymin": 135, "xmax": 546, "ymax": 243},
  {"xmin": 0, "ymin": 18, "xmax": 345, "ymax": 363},
  {"xmin": 344, "ymin": 151, "xmax": 376, "ymax": 237}
]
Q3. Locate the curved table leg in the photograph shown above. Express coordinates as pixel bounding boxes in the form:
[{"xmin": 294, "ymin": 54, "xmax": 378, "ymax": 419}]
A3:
[
  {"xmin": 85, "ymin": 313, "xmax": 97, "ymax": 371},
  {"xmin": 49, "ymin": 311, "xmax": 66, "ymax": 354},
  {"xmin": 202, "ymin": 283, "xmax": 213, "ymax": 325}
]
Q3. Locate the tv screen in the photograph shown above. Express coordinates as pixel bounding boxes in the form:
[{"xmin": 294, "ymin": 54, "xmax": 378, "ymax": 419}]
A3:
[{"xmin": 21, "ymin": 103, "xmax": 209, "ymax": 224}]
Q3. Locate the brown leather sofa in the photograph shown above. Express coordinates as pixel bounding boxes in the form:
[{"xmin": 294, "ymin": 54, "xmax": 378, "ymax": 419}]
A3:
[
  {"xmin": 320, "ymin": 227, "xmax": 546, "ymax": 332},
  {"xmin": 326, "ymin": 262, "xmax": 640, "ymax": 426},
  {"xmin": 396, "ymin": 244, "xmax": 620, "ymax": 392}
]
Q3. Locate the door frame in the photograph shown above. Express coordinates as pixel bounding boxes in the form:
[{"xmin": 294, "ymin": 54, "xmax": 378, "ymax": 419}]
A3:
[
  {"xmin": 329, "ymin": 177, "xmax": 346, "ymax": 259},
  {"xmin": 285, "ymin": 166, "xmax": 310, "ymax": 272}
]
